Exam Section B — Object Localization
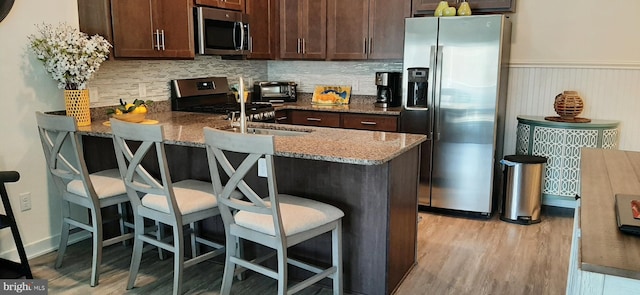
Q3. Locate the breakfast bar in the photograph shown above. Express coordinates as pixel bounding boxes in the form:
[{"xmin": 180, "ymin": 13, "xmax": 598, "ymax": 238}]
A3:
[
  {"xmin": 567, "ymin": 148, "xmax": 640, "ymax": 294},
  {"xmin": 77, "ymin": 111, "xmax": 426, "ymax": 295}
]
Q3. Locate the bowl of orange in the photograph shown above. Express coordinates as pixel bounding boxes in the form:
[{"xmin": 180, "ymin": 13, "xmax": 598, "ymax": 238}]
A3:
[
  {"xmin": 107, "ymin": 99, "xmax": 152, "ymax": 123},
  {"xmin": 112, "ymin": 112, "xmax": 146, "ymax": 123}
]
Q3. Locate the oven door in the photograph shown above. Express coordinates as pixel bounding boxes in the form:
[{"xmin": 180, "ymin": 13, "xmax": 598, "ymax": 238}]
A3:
[{"xmin": 195, "ymin": 7, "xmax": 250, "ymax": 56}]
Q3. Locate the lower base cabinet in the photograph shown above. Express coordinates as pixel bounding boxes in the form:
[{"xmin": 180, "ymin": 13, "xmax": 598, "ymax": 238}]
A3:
[{"xmin": 281, "ymin": 109, "xmax": 398, "ymax": 131}]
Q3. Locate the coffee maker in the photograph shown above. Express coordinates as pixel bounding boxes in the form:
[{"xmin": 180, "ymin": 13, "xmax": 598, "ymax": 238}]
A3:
[{"xmin": 375, "ymin": 72, "xmax": 402, "ymax": 108}]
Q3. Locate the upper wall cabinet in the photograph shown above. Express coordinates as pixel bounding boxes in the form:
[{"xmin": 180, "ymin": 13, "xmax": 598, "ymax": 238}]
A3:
[
  {"xmin": 412, "ymin": 0, "xmax": 515, "ymax": 15},
  {"xmin": 279, "ymin": 0, "xmax": 327, "ymax": 60},
  {"xmin": 246, "ymin": 0, "xmax": 278, "ymax": 59},
  {"xmin": 111, "ymin": 0, "xmax": 194, "ymax": 58},
  {"xmin": 195, "ymin": 0, "xmax": 244, "ymax": 11},
  {"xmin": 327, "ymin": 0, "xmax": 410, "ymax": 60}
]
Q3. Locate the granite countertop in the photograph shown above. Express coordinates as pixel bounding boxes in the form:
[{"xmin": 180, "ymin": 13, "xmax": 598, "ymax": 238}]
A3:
[
  {"xmin": 78, "ymin": 111, "xmax": 425, "ymax": 166},
  {"xmin": 275, "ymin": 101, "xmax": 402, "ymax": 115}
]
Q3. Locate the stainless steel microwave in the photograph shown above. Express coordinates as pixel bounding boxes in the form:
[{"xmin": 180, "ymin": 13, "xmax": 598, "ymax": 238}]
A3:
[{"xmin": 195, "ymin": 6, "xmax": 250, "ymax": 56}]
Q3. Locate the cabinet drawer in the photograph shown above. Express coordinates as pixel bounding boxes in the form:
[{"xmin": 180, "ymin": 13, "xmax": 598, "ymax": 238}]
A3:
[
  {"xmin": 290, "ymin": 110, "xmax": 341, "ymax": 127},
  {"xmin": 274, "ymin": 110, "xmax": 291, "ymax": 124},
  {"xmin": 341, "ymin": 113, "xmax": 398, "ymax": 132}
]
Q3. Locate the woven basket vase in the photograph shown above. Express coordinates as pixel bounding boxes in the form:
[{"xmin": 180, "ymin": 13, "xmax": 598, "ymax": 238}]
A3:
[
  {"xmin": 64, "ymin": 89, "xmax": 91, "ymax": 126},
  {"xmin": 554, "ymin": 91, "xmax": 584, "ymax": 120}
]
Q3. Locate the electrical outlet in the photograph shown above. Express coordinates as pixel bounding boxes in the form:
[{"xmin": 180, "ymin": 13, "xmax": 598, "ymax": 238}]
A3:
[
  {"xmin": 19, "ymin": 192, "xmax": 31, "ymax": 211},
  {"xmin": 257, "ymin": 158, "xmax": 267, "ymax": 178},
  {"xmin": 138, "ymin": 83, "xmax": 146, "ymax": 98},
  {"xmin": 88, "ymin": 87, "xmax": 99, "ymax": 102}
]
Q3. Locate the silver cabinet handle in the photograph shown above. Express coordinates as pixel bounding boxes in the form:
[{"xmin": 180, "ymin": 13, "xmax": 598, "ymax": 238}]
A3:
[
  {"xmin": 154, "ymin": 29, "xmax": 160, "ymax": 50},
  {"xmin": 360, "ymin": 121, "xmax": 377, "ymax": 125},
  {"xmin": 160, "ymin": 29, "xmax": 165, "ymax": 50},
  {"xmin": 306, "ymin": 117, "xmax": 321, "ymax": 122},
  {"xmin": 297, "ymin": 38, "xmax": 301, "ymax": 54},
  {"xmin": 276, "ymin": 116, "xmax": 288, "ymax": 121},
  {"xmin": 302, "ymin": 38, "xmax": 306, "ymax": 54},
  {"xmin": 363, "ymin": 38, "xmax": 367, "ymax": 54}
]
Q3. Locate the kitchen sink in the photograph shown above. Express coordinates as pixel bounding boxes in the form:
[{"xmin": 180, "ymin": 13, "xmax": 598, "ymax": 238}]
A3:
[{"xmin": 221, "ymin": 126, "xmax": 311, "ymax": 136}]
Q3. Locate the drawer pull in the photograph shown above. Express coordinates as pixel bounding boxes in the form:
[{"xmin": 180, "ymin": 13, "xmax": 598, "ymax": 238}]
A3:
[
  {"xmin": 306, "ymin": 118, "xmax": 322, "ymax": 122},
  {"xmin": 276, "ymin": 116, "xmax": 288, "ymax": 121},
  {"xmin": 360, "ymin": 121, "xmax": 377, "ymax": 125}
]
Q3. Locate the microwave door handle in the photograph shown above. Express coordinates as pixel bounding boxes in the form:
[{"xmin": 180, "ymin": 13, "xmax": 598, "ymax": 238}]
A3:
[
  {"xmin": 239, "ymin": 22, "xmax": 246, "ymax": 51},
  {"xmin": 245, "ymin": 23, "xmax": 250, "ymax": 52},
  {"xmin": 232, "ymin": 21, "xmax": 238, "ymax": 50},
  {"xmin": 233, "ymin": 22, "xmax": 244, "ymax": 51},
  {"xmin": 196, "ymin": 7, "xmax": 205, "ymax": 54}
]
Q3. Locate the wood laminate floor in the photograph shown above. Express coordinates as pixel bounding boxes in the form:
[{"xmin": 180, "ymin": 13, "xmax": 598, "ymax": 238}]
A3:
[{"xmin": 28, "ymin": 207, "xmax": 574, "ymax": 294}]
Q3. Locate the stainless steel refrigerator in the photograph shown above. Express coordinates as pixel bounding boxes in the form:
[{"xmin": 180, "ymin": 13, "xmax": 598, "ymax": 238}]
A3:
[{"xmin": 400, "ymin": 15, "xmax": 511, "ymax": 215}]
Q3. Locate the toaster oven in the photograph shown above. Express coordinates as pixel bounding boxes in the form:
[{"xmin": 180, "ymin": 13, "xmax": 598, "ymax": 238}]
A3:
[{"xmin": 253, "ymin": 81, "xmax": 297, "ymax": 103}]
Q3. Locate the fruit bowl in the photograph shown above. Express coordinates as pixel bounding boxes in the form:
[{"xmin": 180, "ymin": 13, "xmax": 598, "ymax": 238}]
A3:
[{"xmin": 111, "ymin": 112, "xmax": 146, "ymax": 123}]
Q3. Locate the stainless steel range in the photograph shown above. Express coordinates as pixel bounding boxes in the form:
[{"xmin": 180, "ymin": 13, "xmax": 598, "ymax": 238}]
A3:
[{"xmin": 171, "ymin": 77, "xmax": 275, "ymax": 122}]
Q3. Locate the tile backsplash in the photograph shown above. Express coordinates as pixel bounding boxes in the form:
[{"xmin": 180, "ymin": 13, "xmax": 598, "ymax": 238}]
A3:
[
  {"xmin": 268, "ymin": 60, "xmax": 403, "ymax": 95},
  {"xmin": 88, "ymin": 56, "xmax": 402, "ymax": 107}
]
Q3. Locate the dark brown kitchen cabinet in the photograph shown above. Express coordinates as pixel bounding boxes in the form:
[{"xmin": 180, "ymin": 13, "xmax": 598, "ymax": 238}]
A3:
[
  {"xmin": 78, "ymin": 0, "xmax": 113, "ymax": 48},
  {"xmin": 327, "ymin": 0, "xmax": 410, "ymax": 60},
  {"xmin": 279, "ymin": 0, "xmax": 326, "ymax": 60},
  {"xmin": 290, "ymin": 110, "xmax": 341, "ymax": 128},
  {"xmin": 341, "ymin": 113, "xmax": 398, "ymax": 132},
  {"xmin": 412, "ymin": 0, "xmax": 515, "ymax": 15},
  {"xmin": 195, "ymin": 0, "xmax": 244, "ymax": 11},
  {"xmin": 284, "ymin": 110, "xmax": 399, "ymax": 131},
  {"xmin": 246, "ymin": 0, "xmax": 278, "ymax": 59},
  {"xmin": 274, "ymin": 110, "xmax": 291, "ymax": 124},
  {"xmin": 111, "ymin": 0, "xmax": 194, "ymax": 58}
]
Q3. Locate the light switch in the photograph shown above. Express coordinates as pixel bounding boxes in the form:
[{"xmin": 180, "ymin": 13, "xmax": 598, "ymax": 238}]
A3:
[{"xmin": 258, "ymin": 158, "xmax": 267, "ymax": 178}]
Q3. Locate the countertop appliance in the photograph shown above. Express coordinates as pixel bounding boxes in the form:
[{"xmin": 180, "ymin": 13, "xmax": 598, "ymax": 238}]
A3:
[
  {"xmin": 171, "ymin": 77, "xmax": 275, "ymax": 122},
  {"xmin": 375, "ymin": 72, "xmax": 402, "ymax": 108},
  {"xmin": 253, "ymin": 81, "xmax": 297, "ymax": 103},
  {"xmin": 400, "ymin": 15, "xmax": 511, "ymax": 216},
  {"xmin": 194, "ymin": 6, "xmax": 250, "ymax": 56}
]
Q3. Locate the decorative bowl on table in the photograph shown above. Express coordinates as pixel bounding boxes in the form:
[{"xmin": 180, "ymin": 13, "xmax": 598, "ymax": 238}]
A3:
[{"xmin": 111, "ymin": 112, "xmax": 146, "ymax": 123}]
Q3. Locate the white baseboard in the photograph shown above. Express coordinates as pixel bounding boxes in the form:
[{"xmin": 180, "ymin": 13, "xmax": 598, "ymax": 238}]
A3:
[
  {"xmin": 0, "ymin": 231, "xmax": 91, "ymax": 262},
  {"xmin": 543, "ymin": 195, "xmax": 577, "ymax": 208}
]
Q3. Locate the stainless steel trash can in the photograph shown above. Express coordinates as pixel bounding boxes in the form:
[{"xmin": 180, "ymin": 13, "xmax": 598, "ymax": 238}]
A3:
[{"xmin": 500, "ymin": 155, "xmax": 547, "ymax": 225}]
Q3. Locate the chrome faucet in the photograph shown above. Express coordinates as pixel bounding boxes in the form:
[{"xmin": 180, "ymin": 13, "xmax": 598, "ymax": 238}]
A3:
[{"xmin": 238, "ymin": 76, "xmax": 247, "ymax": 133}]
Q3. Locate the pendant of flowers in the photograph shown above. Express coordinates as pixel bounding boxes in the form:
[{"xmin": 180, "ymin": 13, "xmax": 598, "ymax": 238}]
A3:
[{"xmin": 28, "ymin": 22, "xmax": 111, "ymax": 90}]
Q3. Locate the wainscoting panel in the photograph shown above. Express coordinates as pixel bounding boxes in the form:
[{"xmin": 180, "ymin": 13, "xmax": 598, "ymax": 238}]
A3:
[{"xmin": 504, "ymin": 66, "xmax": 640, "ymax": 155}]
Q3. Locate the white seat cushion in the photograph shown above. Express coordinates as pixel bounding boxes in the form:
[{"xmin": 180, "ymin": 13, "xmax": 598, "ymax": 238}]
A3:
[
  {"xmin": 141, "ymin": 179, "xmax": 217, "ymax": 215},
  {"xmin": 66, "ymin": 169, "xmax": 126, "ymax": 199},
  {"xmin": 235, "ymin": 194, "xmax": 344, "ymax": 236}
]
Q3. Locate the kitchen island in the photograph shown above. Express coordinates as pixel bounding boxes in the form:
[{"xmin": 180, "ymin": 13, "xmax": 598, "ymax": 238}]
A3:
[
  {"xmin": 567, "ymin": 148, "xmax": 640, "ymax": 294},
  {"xmin": 77, "ymin": 111, "xmax": 426, "ymax": 295}
]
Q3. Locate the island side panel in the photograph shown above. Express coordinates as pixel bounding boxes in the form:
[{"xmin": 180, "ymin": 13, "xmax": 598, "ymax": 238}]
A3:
[
  {"xmin": 387, "ymin": 145, "xmax": 420, "ymax": 294},
  {"xmin": 274, "ymin": 157, "xmax": 390, "ymax": 295},
  {"xmin": 81, "ymin": 135, "xmax": 419, "ymax": 295}
]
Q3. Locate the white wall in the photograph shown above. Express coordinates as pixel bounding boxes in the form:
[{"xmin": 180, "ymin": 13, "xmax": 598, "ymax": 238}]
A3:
[
  {"xmin": 1, "ymin": 0, "xmax": 640, "ymax": 261},
  {"xmin": 0, "ymin": 1, "xmax": 79, "ymax": 259},
  {"xmin": 510, "ymin": 0, "xmax": 640, "ymax": 65}
]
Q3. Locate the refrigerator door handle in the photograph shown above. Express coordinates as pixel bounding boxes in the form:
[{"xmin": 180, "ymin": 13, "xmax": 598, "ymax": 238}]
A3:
[{"xmin": 434, "ymin": 45, "xmax": 444, "ymax": 141}]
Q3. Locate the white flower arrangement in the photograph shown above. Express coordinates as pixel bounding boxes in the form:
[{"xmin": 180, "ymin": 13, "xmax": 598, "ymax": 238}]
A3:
[{"xmin": 28, "ymin": 23, "xmax": 111, "ymax": 90}]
